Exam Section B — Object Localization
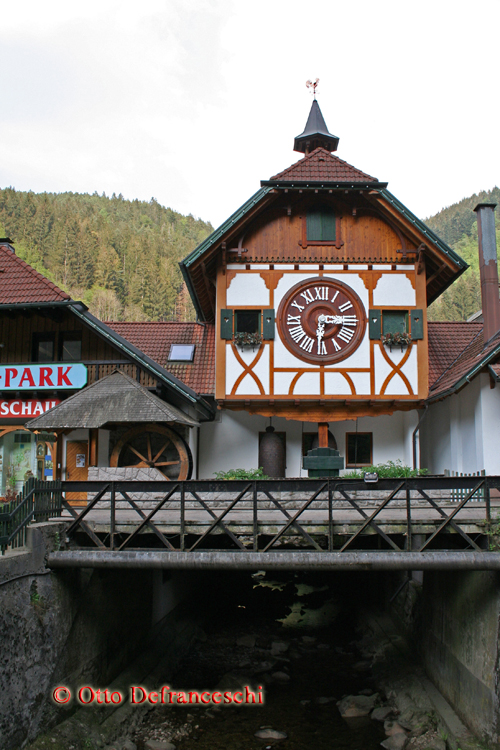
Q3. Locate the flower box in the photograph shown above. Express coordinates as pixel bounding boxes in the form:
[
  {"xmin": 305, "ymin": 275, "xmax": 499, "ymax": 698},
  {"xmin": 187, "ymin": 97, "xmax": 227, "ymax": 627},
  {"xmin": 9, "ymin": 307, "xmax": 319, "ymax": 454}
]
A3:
[
  {"xmin": 381, "ymin": 331, "xmax": 412, "ymax": 351},
  {"xmin": 233, "ymin": 332, "xmax": 262, "ymax": 350}
]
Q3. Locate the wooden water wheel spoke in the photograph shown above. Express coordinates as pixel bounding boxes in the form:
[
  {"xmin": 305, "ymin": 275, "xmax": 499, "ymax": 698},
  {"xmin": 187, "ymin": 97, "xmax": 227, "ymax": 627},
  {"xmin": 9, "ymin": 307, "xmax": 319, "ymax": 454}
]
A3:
[
  {"xmin": 152, "ymin": 440, "xmax": 171, "ymax": 464},
  {"xmin": 110, "ymin": 424, "xmax": 192, "ymax": 481},
  {"xmin": 128, "ymin": 445, "xmax": 148, "ymax": 463}
]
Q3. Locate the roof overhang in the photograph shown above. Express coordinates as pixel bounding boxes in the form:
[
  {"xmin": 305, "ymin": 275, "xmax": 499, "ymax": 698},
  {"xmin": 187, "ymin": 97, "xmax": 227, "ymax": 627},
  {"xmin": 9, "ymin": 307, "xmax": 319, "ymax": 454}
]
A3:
[{"xmin": 26, "ymin": 370, "xmax": 199, "ymax": 430}]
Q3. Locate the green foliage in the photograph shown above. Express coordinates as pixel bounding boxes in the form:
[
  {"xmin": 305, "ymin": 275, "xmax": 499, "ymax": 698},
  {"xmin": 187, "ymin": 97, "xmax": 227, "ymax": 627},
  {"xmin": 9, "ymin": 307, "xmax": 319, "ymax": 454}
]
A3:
[
  {"xmin": 213, "ymin": 467, "xmax": 270, "ymax": 480},
  {"xmin": 426, "ymin": 187, "xmax": 500, "ymax": 321},
  {"xmin": 0, "ymin": 188, "xmax": 213, "ymax": 322},
  {"xmin": 342, "ymin": 459, "xmax": 428, "ymax": 479}
]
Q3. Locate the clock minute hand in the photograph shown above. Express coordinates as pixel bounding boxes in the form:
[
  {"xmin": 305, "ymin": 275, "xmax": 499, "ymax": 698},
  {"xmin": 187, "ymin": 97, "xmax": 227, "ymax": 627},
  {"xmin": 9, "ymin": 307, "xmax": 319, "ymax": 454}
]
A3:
[{"xmin": 316, "ymin": 320, "xmax": 325, "ymax": 355}]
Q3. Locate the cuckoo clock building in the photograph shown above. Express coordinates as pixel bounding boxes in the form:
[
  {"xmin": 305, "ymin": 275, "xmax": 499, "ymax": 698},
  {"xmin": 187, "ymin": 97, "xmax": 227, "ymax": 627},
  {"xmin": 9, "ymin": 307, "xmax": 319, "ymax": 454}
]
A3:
[{"xmin": 179, "ymin": 99, "xmax": 470, "ymax": 478}]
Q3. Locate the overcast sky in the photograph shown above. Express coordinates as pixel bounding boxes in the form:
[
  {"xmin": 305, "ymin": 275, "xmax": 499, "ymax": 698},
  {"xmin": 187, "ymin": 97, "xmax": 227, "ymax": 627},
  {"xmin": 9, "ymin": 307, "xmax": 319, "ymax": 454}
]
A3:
[{"xmin": 1, "ymin": 0, "xmax": 499, "ymax": 229}]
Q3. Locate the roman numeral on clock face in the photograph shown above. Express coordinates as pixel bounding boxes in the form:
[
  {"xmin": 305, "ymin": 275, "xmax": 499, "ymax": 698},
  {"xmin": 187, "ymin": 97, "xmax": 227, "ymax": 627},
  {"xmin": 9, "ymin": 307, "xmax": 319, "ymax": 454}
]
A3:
[
  {"xmin": 342, "ymin": 315, "xmax": 358, "ymax": 327},
  {"xmin": 338, "ymin": 327, "xmax": 354, "ymax": 343},
  {"xmin": 300, "ymin": 289, "xmax": 314, "ymax": 305},
  {"xmin": 299, "ymin": 336, "xmax": 314, "ymax": 353},
  {"xmin": 318, "ymin": 340, "xmax": 327, "ymax": 355},
  {"xmin": 314, "ymin": 287, "xmax": 329, "ymax": 300},
  {"xmin": 291, "ymin": 300, "xmax": 305, "ymax": 312},
  {"xmin": 287, "ymin": 314, "xmax": 301, "ymax": 325},
  {"xmin": 289, "ymin": 325, "xmax": 306, "ymax": 344},
  {"xmin": 339, "ymin": 301, "xmax": 353, "ymax": 312}
]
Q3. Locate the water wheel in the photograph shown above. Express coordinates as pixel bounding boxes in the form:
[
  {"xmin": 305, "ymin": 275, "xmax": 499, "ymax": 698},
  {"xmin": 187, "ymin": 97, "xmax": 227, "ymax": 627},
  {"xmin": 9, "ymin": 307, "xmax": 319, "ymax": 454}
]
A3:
[{"xmin": 110, "ymin": 424, "xmax": 192, "ymax": 480}]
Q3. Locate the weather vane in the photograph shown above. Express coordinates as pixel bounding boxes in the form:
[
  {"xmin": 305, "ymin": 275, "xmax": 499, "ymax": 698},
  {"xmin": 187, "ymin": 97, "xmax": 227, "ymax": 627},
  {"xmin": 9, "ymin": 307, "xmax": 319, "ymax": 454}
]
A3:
[{"xmin": 306, "ymin": 78, "xmax": 319, "ymax": 99}]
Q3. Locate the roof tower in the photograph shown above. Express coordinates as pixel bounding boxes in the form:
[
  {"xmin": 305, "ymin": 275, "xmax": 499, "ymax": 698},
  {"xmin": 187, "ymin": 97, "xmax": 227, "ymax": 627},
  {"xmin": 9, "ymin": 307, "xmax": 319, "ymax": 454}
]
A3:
[{"xmin": 293, "ymin": 98, "xmax": 339, "ymax": 154}]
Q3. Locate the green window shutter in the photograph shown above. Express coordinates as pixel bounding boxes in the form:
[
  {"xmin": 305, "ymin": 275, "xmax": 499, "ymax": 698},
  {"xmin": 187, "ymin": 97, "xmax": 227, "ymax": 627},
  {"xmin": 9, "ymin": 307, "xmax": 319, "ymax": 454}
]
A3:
[
  {"xmin": 321, "ymin": 212, "xmax": 336, "ymax": 241},
  {"xmin": 307, "ymin": 209, "xmax": 336, "ymax": 241},
  {"xmin": 262, "ymin": 309, "xmax": 275, "ymax": 340},
  {"xmin": 411, "ymin": 309, "xmax": 424, "ymax": 339},
  {"xmin": 383, "ymin": 311, "xmax": 408, "ymax": 335},
  {"xmin": 307, "ymin": 210, "xmax": 322, "ymax": 241},
  {"xmin": 220, "ymin": 309, "xmax": 233, "ymax": 339},
  {"xmin": 368, "ymin": 310, "xmax": 381, "ymax": 339}
]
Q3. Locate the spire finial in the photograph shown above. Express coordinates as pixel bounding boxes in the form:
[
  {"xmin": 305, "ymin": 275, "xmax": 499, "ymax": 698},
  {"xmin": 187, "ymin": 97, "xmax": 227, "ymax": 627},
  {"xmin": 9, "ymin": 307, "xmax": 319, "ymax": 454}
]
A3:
[
  {"xmin": 294, "ymin": 90, "xmax": 339, "ymax": 154},
  {"xmin": 306, "ymin": 78, "xmax": 319, "ymax": 100}
]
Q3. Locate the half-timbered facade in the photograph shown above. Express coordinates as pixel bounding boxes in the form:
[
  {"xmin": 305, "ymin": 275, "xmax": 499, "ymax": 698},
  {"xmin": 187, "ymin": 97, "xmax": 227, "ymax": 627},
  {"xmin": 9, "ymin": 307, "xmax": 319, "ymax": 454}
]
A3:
[{"xmin": 179, "ymin": 100, "xmax": 468, "ymax": 476}]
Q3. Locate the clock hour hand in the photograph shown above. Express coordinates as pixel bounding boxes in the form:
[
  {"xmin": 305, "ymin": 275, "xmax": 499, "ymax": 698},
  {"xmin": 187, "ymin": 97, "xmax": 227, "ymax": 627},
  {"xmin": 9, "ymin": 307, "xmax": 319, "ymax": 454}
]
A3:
[{"xmin": 319, "ymin": 313, "xmax": 357, "ymax": 326}]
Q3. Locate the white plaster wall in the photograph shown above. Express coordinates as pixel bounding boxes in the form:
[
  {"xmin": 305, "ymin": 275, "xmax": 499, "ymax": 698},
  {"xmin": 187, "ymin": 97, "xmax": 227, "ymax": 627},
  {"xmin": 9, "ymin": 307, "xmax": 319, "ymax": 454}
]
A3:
[
  {"xmin": 374, "ymin": 344, "xmax": 416, "ymax": 396},
  {"xmin": 479, "ymin": 374, "xmax": 500, "ymax": 474},
  {"xmin": 198, "ymin": 409, "xmax": 416, "ymax": 479},
  {"xmin": 420, "ymin": 375, "xmax": 500, "ymax": 475},
  {"xmin": 226, "ymin": 273, "xmax": 270, "ymax": 307},
  {"xmin": 226, "ymin": 343, "xmax": 270, "ymax": 395},
  {"xmin": 373, "ymin": 274, "xmax": 416, "ymax": 307}
]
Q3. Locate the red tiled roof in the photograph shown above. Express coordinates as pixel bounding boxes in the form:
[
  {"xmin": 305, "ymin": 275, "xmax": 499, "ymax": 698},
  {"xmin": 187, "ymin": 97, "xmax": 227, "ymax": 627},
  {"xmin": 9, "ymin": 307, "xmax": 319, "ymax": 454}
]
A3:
[
  {"xmin": 106, "ymin": 321, "xmax": 215, "ymax": 395},
  {"xmin": 428, "ymin": 321, "xmax": 500, "ymax": 398},
  {"xmin": 428, "ymin": 321, "xmax": 483, "ymax": 387},
  {"xmin": 490, "ymin": 363, "xmax": 500, "ymax": 379},
  {"xmin": 0, "ymin": 243, "xmax": 70, "ymax": 304},
  {"xmin": 269, "ymin": 147, "xmax": 378, "ymax": 183}
]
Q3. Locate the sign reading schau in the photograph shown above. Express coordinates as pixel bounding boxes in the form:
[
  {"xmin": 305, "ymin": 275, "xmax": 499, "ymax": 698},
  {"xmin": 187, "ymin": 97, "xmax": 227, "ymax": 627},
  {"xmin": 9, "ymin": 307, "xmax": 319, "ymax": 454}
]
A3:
[
  {"xmin": 1, "ymin": 399, "xmax": 61, "ymax": 417},
  {"xmin": 0, "ymin": 364, "xmax": 87, "ymax": 390}
]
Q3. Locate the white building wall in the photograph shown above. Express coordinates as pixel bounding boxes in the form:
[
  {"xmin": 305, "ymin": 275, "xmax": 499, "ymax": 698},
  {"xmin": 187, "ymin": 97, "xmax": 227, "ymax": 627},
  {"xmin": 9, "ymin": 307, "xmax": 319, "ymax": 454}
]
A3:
[
  {"xmin": 421, "ymin": 374, "xmax": 500, "ymax": 475},
  {"xmin": 198, "ymin": 408, "xmax": 419, "ymax": 479}
]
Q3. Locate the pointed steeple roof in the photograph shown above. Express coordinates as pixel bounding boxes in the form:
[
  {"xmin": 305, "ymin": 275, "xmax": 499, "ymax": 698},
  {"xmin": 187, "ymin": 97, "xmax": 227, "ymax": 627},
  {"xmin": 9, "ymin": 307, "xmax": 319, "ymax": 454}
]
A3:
[{"xmin": 294, "ymin": 99, "xmax": 339, "ymax": 154}]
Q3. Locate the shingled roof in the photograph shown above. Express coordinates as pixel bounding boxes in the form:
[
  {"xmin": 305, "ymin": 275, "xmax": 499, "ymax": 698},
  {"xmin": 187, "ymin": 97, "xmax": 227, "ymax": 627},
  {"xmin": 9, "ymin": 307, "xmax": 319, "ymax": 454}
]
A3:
[
  {"xmin": 427, "ymin": 321, "xmax": 500, "ymax": 400},
  {"xmin": 0, "ymin": 241, "xmax": 70, "ymax": 304},
  {"xmin": 264, "ymin": 147, "xmax": 380, "ymax": 185},
  {"xmin": 105, "ymin": 321, "xmax": 215, "ymax": 396},
  {"xmin": 26, "ymin": 370, "xmax": 198, "ymax": 430}
]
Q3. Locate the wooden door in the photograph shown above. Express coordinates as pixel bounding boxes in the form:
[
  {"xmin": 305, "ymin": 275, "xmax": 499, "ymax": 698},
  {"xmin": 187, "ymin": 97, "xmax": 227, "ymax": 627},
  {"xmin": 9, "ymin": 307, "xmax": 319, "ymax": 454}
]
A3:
[{"xmin": 66, "ymin": 440, "xmax": 88, "ymax": 505}]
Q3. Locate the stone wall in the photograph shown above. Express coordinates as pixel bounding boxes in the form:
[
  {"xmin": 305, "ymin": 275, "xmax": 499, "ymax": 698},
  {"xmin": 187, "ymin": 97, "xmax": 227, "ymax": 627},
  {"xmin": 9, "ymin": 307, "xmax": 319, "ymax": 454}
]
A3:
[
  {"xmin": 0, "ymin": 523, "xmax": 192, "ymax": 749},
  {"xmin": 421, "ymin": 571, "xmax": 500, "ymax": 743}
]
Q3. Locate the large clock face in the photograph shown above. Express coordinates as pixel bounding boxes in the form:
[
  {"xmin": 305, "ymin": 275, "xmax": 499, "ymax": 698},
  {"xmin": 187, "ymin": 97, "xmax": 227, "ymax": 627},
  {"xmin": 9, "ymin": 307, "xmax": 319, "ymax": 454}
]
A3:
[{"xmin": 277, "ymin": 277, "xmax": 367, "ymax": 364}]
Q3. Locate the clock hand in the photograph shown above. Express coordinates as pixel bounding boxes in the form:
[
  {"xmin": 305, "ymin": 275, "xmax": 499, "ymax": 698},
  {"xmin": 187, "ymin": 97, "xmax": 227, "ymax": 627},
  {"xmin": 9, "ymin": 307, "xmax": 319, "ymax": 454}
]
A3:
[
  {"xmin": 320, "ymin": 314, "xmax": 357, "ymax": 325},
  {"xmin": 316, "ymin": 320, "xmax": 325, "ymax": 355}
]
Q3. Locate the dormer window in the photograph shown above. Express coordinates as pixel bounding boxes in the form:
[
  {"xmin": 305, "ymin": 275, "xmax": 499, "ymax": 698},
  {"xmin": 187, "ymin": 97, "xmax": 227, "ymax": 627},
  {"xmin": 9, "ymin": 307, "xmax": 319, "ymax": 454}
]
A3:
[
  {"xmin": 300, "ymin": 205, "xmax": 342, "ymax": 249},
  {"xmin": 307, "ymin": 207, "xmax": 336, "ymax": 242},
  {"xmin": 168, "ymin": 344, "xmax": 195, "ymax": 362}
]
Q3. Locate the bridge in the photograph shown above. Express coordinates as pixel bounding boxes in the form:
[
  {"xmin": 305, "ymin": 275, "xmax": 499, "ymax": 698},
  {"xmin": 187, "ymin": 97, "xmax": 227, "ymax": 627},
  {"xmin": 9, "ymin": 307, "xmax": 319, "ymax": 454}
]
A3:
[{"xmin": 3, "ymin": 475, "xmax": 500, "ymax": 570}]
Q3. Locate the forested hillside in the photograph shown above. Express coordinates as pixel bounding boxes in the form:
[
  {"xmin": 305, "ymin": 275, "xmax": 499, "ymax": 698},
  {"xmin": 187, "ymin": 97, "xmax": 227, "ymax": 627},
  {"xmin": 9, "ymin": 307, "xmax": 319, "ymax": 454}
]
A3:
[
  {"xmin": 0, "ymin": 189, "xmax": 213, "ymax": 322},
  {"xmin": 426, "ymin": 187, "xmax": 500, "ymax": 321},
  {"xmin": 0, "ymin": 185, "xmax": 498, "ymax": 322}
]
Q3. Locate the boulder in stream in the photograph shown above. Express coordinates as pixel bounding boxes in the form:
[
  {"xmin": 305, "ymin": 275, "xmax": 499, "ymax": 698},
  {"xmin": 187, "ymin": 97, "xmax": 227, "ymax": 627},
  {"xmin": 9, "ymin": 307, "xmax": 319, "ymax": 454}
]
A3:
[
  {"xmin": 254, "ymin": 728, "xmax": 288, "ymax": 740},
  {"xmin": 337, "ymin": 692, "xmax": 379, "ymax": 717}
]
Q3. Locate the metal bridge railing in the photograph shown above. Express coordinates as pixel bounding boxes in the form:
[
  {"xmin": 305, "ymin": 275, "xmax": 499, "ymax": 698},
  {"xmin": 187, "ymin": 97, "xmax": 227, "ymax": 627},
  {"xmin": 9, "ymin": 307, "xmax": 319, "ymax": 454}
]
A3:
[
  {"xmin": 3, "ymin": 475, "xmax": 500, "ymax": 555},
  {"xmin": 34, "ymin": 475, "xmax": 500, "ymax": 554}
]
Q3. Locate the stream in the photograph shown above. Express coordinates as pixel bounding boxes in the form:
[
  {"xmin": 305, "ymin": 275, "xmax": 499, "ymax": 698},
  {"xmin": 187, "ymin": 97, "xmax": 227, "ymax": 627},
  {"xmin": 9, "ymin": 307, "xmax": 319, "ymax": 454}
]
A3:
[{"xmin": 134, "ymin": 570, "xmax": 386, "ymax": 750}]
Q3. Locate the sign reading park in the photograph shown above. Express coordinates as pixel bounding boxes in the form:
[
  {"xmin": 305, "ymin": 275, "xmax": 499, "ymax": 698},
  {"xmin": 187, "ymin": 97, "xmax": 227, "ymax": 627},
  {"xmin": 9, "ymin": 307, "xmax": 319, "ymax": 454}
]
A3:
[{"xmin": 0, "ymin": 364, "xmax": 87, "ymax": 390}]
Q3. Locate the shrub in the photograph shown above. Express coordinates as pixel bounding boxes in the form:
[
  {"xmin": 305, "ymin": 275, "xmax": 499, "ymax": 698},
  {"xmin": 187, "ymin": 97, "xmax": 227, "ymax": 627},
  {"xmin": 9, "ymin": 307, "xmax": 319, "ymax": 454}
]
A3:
[
  {"xmin": 342, "ymin": 459, "xmax": 428, "ymax": 479},
  {"xmin": 213, "ymin": 467, "xmax": 269, "ymax": 480}
]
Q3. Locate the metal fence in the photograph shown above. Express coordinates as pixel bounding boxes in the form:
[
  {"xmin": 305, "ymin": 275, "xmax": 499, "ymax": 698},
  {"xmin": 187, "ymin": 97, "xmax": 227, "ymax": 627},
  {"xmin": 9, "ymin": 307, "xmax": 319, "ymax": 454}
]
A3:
[
  {"xmin": 50, "ymin": 475, "xmax": 499, "ymax": 554},
  {"xmin": 0, "ymin": 478, "xmax": 62, "ymax": 555},
  {"xmin": 2, "ymin": 475, "xmax": 499, "ymax": 556}
]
